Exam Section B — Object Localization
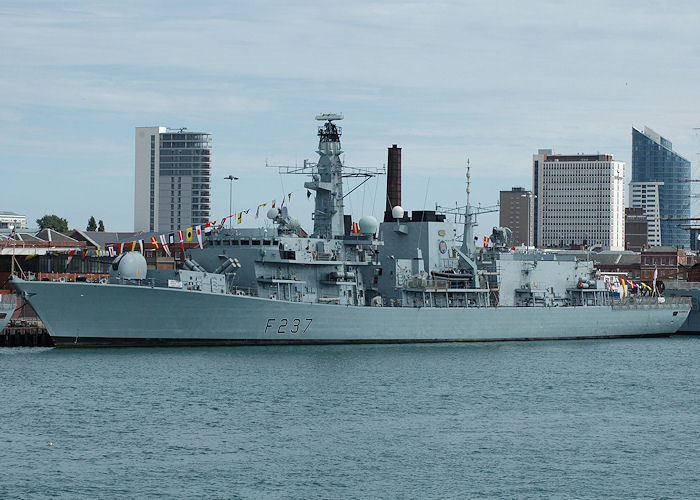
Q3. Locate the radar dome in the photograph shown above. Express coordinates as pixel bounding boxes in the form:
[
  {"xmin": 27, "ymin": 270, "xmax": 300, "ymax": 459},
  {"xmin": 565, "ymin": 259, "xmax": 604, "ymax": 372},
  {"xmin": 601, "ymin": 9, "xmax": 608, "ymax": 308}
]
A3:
[
  {"xmin": 391, "ymin": 205, "xmax": 404, "ymax": 219},
  {"xmin": 359, "ymin": 216, "xmax": 379, "ymax": 235},
  {"xmin": 267, "ymin": 208, "xmax": 279, "ymax": 220},
  {"xmin": 117, "ymin": 252, "xmax": 147, "ymax": 279}
]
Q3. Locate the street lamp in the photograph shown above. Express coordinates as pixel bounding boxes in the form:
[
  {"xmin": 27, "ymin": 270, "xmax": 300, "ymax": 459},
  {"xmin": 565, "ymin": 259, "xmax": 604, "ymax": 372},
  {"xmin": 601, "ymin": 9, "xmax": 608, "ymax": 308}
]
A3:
[{"xmin": 224, "ymin": 175, "xmax": 239, "ymax": 229}]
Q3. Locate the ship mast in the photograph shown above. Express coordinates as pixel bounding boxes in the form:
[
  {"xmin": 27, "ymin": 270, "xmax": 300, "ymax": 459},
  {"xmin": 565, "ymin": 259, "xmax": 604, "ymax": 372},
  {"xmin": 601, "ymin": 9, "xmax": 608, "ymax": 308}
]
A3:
[
  {"xmin": 461, "ymin": 159, "xmax": 476, "ymax": 256},
  {"xmin": 305, "ymin": 114, "xmax": 346, "ymax": 239}
]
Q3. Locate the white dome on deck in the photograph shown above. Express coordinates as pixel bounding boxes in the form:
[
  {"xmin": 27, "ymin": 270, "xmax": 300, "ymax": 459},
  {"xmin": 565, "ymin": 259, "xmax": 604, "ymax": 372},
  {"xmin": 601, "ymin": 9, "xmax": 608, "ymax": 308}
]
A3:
[
  {"xmin": 118, "ymin": 252, "xmax": 147, "ymax": 280},
  {"xmin": 359, "ymin": 216, "xmax": 379, "ymax": 235}
]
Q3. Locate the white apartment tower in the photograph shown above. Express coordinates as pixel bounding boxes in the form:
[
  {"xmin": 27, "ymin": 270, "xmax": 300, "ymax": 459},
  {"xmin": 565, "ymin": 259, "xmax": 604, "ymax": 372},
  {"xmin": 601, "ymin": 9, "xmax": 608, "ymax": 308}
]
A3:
[
  {"xmin": 134, "ymin": 127, "xmax": 212, "ymax": 232},
  {"xmin": 629, "ymin": 182, "xmax": 663, "ymax": 247},
  {"xmin": 533, "ymin": 151, "xmax": 625, "ymax": 250}
]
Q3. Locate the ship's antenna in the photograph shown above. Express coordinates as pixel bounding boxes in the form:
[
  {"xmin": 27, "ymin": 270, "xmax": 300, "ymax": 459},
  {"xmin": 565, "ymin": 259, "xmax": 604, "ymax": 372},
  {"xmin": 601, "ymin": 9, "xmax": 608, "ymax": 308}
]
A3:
[
  {"xmin": 466, "ymin": 158, "xmax": 471, "ymax": 209},
  {"xmin": 461, "ymin": 157, "xmax": 476, "ymax": 257}
]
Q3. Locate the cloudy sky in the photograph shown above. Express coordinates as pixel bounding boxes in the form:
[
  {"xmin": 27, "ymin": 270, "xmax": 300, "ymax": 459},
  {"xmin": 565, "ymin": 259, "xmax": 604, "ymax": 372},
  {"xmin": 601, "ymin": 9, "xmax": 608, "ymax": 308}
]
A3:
[{"xmin": 1, "ymin": 0, "xmax": 698, "ymax": 233}]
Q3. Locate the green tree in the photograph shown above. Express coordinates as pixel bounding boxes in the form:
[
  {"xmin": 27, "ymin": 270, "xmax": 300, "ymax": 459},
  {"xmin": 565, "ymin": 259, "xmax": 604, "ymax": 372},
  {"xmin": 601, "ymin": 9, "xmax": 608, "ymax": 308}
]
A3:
[
  {"xmin": 36, "ymin": 214, "xmax": 69, "ymax": 232},
  {"xmin": 98, "ymin": 220, "xmax": 105, "ymax": 232},
  {"xmin": 86, "ymin": 216, "xmax": 97, "ymax": 231}
]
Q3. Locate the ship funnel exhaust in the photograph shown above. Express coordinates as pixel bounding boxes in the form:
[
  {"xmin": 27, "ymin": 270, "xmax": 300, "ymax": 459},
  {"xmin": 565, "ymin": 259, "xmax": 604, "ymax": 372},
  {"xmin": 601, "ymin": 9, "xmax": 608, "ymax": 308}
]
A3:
[{"xmin": 384, "ymin": 144, "xmax": 402, "ymax": 222}]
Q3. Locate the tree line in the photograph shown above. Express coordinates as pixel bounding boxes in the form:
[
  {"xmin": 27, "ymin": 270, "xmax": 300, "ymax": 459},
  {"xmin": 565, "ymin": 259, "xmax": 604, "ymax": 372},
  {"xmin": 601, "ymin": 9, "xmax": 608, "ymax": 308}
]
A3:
[{"xmin": 35, "ymin": 214, "xmax": 106, "ymax": 232}]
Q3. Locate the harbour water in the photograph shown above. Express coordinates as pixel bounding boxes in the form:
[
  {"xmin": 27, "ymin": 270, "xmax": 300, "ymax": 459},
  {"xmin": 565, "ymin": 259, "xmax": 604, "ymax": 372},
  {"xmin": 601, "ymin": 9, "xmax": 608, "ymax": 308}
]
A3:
[{"xmin": 2, "ymin": 337, "xmax": 699, "ymax": 499}]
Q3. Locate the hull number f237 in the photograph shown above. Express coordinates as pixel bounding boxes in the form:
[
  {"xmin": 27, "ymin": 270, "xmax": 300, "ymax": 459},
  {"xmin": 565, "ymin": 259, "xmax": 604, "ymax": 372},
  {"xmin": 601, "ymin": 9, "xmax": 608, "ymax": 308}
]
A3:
[{"xmin": 265, "ymin": 318, "xmax": 313, "ymax": 335}]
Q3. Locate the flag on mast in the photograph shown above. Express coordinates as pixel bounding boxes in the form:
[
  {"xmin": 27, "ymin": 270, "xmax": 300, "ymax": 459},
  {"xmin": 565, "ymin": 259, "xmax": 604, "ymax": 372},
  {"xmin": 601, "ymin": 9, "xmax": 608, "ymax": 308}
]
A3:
[
  {"xmin": 65, "ymin": 249, "xmax": 76, "ymax": 270},
  {"xmin": 159, "ymin": 234, "xmax": 171, "ymax": 257},
  {"xmin": 195, "ymin": 225, "xmax": 203, "ymax": 249},
  {"xmin": 178, "ymin": 230, "xmax": 185, "ymax": 255}
]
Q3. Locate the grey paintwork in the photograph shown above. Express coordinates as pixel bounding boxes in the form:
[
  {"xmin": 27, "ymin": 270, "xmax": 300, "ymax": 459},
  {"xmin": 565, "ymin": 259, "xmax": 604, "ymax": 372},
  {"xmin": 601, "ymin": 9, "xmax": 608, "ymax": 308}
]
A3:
[
  {"xmin": 0, "ymin": 293, "xmax": 16, "ymax": 334},
  {"xmin": 10, "ymin": 279, "xmax": 690, "ymax": 346}
]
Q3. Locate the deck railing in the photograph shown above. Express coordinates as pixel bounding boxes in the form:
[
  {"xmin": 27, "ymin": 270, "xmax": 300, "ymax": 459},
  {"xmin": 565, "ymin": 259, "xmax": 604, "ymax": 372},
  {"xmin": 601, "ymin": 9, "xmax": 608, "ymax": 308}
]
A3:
[
  {"xmin": 0, "ymin": 241, "xmax": 86, "ymax": 249},
  {"xmin": 611, "ymin": 296, "xmax": 691, "ymax": 309}
]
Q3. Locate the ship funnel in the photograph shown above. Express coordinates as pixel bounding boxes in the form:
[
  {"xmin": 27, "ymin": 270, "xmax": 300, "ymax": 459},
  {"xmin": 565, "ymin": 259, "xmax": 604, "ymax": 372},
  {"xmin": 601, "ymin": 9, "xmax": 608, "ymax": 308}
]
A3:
[{"xmin": 384, "ymin": 144, "xmax": 402, "ymax": 222}]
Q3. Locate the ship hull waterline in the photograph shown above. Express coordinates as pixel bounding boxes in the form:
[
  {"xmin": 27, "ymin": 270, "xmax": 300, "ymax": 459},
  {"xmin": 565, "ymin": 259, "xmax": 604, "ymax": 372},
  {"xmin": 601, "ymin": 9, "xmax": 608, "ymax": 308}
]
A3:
[{"xmin": 11, "ymin": 280, "xmax": 690, "ymax": 347}]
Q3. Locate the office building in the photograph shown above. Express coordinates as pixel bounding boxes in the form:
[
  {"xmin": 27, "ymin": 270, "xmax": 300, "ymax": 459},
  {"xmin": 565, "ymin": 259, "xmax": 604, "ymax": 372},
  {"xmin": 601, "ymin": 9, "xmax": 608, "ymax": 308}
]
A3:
[
  {"xmin": 0, "ymin": 211, "xmax": 28, "ymax": 230},
  {"xmin": 531, "ymin": 149, "xmax": 549, "ymax": 247},
  {"xmin": 499, "ymin": 187, "xmax": 534, "ymax": 246},
  {"xmin": 624, "ymin": 207, "xmax": 648, "ymax": 251},
  {"xmin": 629, "ymin": 182, "xmax": 663, "ymax": 246},
  {"xmin": 533, "ymin": 151, "xmax": 625, "ymax": 250},
  {"xmin": 631, "ymin": 126, "xmax": 691, "ymax": 248},
  {"xmin": 134, "ymin": 127, "xmax": 211, "ymax": 232}
]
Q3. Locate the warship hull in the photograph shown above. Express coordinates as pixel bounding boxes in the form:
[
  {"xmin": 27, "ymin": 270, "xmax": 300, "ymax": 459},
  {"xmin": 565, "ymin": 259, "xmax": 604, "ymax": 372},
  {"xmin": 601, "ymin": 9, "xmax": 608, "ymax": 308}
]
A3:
[
  {"xmin": 0, "ymin": 293, "xmax": 17, "ymax": 334},
  {"xmin": 665, "ymin": 286, "xmax": 700, "ymax": 333},
  {"xmin": 11, "ymin": 279, "xmax": 690, "ymax": 347}
]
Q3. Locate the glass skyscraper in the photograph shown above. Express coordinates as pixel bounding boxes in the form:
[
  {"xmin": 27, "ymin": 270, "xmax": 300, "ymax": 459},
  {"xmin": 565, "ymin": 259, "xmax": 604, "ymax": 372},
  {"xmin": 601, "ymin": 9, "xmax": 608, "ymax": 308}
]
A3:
[{"xmin": 631, "ymin": 127, "xmax": 691, "ymax": 248}]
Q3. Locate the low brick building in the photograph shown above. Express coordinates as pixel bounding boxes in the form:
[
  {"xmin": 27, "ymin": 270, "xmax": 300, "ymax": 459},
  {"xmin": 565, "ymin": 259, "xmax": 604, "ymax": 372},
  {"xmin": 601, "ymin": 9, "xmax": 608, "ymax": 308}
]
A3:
[{"xmin": 640, "ymin": 246, "xmax": 686, "ymax": 281}]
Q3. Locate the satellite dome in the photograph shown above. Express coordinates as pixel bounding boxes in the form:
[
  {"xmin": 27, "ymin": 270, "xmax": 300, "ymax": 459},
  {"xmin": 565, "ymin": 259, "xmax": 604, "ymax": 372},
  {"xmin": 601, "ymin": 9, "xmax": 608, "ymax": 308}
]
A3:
[
  {"xmin": 267, "ymin": 208, "xmax": 279, "ymax": 220},
  {"xmin": 117, "ymin": 252, "xmax": 147, "ymax": 280},
  {"xmin": 391, "ymin": 205, "xmax": 404, "ymax": 219},
  {"xmin": 359, "ymin": 216, "xmax": 379, "ymax": 235}
]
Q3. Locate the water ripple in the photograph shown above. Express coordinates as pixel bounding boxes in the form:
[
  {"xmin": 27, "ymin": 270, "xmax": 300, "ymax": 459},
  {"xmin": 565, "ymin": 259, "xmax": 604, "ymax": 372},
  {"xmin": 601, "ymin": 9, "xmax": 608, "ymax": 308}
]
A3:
[{"xmin": 0, "ymin": 338, "xmax": 699, "ymax": 498}]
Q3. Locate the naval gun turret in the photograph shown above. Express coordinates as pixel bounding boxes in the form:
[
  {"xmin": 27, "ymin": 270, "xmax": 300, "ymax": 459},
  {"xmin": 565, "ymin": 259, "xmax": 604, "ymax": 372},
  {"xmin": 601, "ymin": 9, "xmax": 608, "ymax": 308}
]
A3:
[{"xmin": 110, "ymin": 251, "xmax": 147, "ymax": 280}]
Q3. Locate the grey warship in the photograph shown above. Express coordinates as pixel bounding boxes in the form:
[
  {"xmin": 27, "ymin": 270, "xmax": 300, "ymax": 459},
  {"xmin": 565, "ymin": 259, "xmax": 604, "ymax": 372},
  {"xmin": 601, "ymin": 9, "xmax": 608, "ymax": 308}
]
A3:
[{"xmin": 11, "ymin": 114, "xmax": 691, "ymax": 346}]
